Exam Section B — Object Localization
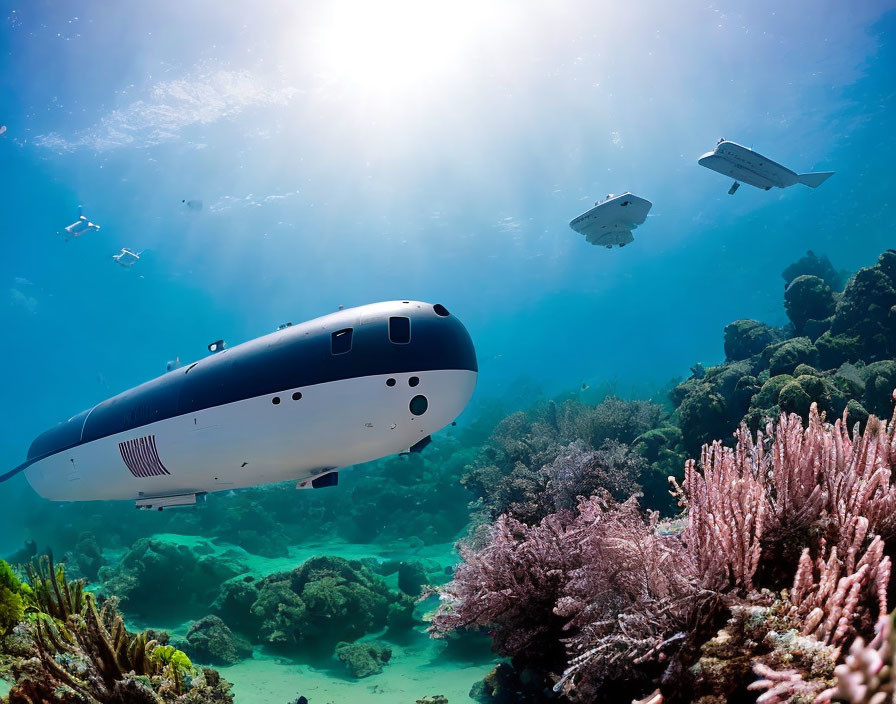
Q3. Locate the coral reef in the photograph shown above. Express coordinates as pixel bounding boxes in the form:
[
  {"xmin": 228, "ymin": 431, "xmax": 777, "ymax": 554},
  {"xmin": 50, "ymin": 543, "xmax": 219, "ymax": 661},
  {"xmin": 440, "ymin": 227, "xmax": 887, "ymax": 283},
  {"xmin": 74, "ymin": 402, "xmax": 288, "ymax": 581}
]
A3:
[
  {"xmin": 0, "ymin": 555, "xmax": 233, "ymax": 703},
  {"xmin": 462, "ymin": 395, "xmax": 666, "ymax": 522},
  {"xmin": 434, "ymin": 395, "xmax": 896, "ymax": 703},
  {"xmin": 333, "ymin": 641, "xmax": 392, "ymax": 677},
  {"xmin": 674, "ymin": 250, "xmax": 896, "ymax": 444}
]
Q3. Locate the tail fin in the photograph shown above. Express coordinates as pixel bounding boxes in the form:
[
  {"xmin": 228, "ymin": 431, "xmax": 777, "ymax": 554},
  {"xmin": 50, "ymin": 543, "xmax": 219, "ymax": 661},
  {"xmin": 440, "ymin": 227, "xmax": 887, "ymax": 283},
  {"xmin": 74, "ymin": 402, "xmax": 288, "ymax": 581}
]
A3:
[{"xmin": 797, "ymin": 171, "xmax": 834, "ymax": 188}]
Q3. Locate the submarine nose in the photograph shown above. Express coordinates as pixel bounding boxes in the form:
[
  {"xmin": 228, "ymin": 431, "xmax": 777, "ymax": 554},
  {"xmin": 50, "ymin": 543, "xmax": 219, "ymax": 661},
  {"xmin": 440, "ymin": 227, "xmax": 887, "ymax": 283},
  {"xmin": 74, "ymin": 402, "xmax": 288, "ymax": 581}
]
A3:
[{"xmin": 413, "ymin": 302, "xmax": 478, "ymax": 375}]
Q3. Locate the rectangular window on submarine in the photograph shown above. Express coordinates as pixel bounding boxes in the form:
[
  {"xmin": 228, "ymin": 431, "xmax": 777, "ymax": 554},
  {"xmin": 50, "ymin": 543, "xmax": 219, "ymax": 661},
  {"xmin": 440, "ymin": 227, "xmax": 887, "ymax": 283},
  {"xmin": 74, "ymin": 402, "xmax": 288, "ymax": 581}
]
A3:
[
  {"xmin": 331, "ymin": 328, "xmax": 353, "ymax": 355},
  {"xmin": 389, "ymin": 316, "xmax": 411, "ymax": 344}
]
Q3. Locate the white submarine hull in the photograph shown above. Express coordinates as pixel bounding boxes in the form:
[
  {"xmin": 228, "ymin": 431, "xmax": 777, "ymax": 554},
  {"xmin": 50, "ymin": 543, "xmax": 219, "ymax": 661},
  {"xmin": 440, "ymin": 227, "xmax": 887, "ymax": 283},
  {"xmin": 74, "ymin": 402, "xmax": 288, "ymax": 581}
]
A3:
[
  {"xmin": 25, "ymin": 369, "xmax": 475, "ymax": 504},
  {"xmin": 5, "ymin": 301, "xmax": 478, "ymax": 506}
]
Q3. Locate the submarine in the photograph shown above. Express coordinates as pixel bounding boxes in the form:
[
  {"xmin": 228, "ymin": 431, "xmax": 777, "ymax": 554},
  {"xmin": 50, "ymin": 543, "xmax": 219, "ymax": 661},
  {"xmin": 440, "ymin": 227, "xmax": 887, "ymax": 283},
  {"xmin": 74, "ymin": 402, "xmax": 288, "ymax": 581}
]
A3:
[
  {"xmin": 698, "ymin": 139, "xmax": 834, "ymax": 195},
  {"xmin": 1, "ymin": 301, "xmax": 477, "ymax": 509},
  {"xmin": 568, "ymin": 192, "xmax": 653, "ymax": 249}
]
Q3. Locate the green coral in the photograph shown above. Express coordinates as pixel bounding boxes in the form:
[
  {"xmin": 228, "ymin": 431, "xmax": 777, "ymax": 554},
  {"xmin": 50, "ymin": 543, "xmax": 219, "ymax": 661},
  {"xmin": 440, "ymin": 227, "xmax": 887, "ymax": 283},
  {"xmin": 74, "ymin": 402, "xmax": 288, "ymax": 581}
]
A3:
[
  {"xmin": 244, "ymin": 556, "xmax": 401, "ymax": 652},
  {"xmin": 0, "ymin": 560, "xmax": 27, "ymax": 635}
]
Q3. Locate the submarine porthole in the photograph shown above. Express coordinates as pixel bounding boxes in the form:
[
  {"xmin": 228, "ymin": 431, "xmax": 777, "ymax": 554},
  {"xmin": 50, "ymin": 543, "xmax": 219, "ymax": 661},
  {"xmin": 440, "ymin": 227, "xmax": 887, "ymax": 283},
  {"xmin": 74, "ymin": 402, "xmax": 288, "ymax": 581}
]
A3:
[
  {"xmin": 433, "ymin": 304, "xmax": 450, "ymax": 317},
  {"xmin": 409, "ymin": 376, "xmax": 419, "ymax": 387},
  {"xmin": 292, "ymin": 392, "xmax": 302, "ymax": 401},
  {"xmin": 272, "ymin": 397, "xmax": 281, "ymax": 405},
  {"xmin": 389, "ymin": 316, "xmax": 411, "ymax": 344},
  {"xmin": 331, "ymin": 328, "xmax": 353, "ymax": 355},
  {"xmin": 386, "ymin": 378, "xmax": 396, "ymax": 387},
  {"xmin": 409, "ymin": 395, "xmax": 428, "ymax": 416}
]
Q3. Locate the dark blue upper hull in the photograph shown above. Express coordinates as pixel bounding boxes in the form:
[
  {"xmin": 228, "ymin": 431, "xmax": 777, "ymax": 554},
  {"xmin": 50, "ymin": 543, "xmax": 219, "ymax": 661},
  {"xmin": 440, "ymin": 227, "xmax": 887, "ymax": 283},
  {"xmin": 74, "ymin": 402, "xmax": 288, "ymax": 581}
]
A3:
[{"xmin": 2, "ymin": 301, "xmax": 477, "ymax": 483}]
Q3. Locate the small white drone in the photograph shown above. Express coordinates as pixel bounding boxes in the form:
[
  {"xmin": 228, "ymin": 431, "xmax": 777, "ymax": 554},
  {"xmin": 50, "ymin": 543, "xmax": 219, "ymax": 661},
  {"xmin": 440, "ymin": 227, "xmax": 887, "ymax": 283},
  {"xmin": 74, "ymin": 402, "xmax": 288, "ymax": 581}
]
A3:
[
  {"xmin": 58, "ymin": 206, "xmax": 101, "ymax": 241},
  {"xmin": 112, "ymin": 248, "xmax": 142, "ymax": 268}
]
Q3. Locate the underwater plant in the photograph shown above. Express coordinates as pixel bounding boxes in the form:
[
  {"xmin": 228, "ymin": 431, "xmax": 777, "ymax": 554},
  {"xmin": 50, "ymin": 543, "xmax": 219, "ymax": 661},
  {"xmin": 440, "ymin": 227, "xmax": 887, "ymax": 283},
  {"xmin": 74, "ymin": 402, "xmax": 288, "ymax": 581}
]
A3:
[
  {"xmin": 434, "ymin": 393, "xmax": 896, "ymax": 703},
  {"xmin": 0, "ymin": 561, "xmax": 27, "ymax": 636},
  {"xmin": 1, "ymin": 554, "xmax": 233, "ymax": 703}
]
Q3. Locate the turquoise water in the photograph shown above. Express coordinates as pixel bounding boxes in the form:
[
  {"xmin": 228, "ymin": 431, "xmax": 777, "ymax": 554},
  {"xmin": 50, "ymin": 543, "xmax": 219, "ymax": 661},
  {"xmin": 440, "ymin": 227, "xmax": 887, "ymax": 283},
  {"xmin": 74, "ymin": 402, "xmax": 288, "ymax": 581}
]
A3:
[{"xmin": 2, "ymin": 2, "xmax": 896, "ymax": 702}]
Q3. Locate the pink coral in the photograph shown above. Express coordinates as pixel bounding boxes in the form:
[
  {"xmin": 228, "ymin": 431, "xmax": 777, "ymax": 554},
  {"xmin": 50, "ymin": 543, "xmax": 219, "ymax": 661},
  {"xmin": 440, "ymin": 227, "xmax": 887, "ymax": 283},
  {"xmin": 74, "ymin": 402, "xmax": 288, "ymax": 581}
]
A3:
[
  {"xmin": 436, "ymin": 397, "xmax": 896, "ymax": 700},
  {"xmin": 816, "ymin": 613, "xmax": 893, "ymax": 703}
]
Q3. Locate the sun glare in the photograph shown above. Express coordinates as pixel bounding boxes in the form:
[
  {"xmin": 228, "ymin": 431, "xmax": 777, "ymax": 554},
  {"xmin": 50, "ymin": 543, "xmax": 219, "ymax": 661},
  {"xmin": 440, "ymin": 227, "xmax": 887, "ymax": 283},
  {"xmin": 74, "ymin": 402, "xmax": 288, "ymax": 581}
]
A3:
[{"xmin": 311, "ymin": 0, "xmax": 497, "ymax": 102}]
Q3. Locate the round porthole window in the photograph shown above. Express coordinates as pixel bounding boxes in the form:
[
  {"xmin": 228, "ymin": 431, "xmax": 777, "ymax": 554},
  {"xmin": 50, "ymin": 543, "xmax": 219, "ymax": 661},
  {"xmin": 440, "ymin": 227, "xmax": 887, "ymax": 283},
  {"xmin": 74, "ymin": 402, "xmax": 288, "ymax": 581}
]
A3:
[
  {"xmin": 292, "ymin": 392, "xmax": 302, "ymax": 401},
  {"xmin": 409, "ymin": 395, "xmax": 428, "ymax": 416},
  {"xmin": 272, "ymin": 397, "xmax": 281, "ymax": 405},
  {"xmin": 386, "ymin": 378, "xmax": 396, "ymax": 387},
  {"xmin": 409, "ymin": 376, "xmax": 419, "ymax": 387}
]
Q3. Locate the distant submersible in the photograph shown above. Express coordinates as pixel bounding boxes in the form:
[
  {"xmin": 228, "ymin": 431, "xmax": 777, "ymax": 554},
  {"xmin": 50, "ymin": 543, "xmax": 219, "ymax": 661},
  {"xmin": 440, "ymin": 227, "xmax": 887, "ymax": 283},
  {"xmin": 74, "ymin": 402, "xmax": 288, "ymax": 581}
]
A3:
[
  {"xmin": 568, "ymin": 192, "xmax": 652, "ymax": 248},
  {"xmin": 698, "ymin": 139, "xmax": 835, "ymax": 194},
  {"xmin": 1, "ymin": 301, "xmax": 477, "ymax": 509}
]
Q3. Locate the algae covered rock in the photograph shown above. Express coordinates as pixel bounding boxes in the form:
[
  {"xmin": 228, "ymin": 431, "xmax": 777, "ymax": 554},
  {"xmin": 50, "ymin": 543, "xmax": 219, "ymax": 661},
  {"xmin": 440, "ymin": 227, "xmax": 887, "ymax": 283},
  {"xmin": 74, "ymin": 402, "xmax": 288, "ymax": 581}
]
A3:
[
  {"xmin": 211, "ymin": 576, "xmax": 261, "ymax": 637},
  {"xmin": 185, "ymin": 615, "xmax": 253, "ymax": 665},
  {"xmin": 782, "ymin": 249, "xmax": 847, "ymax": 290},
  {"xmin": 333, "ymin": 641, "xmax": 392, "ymax": 678},
  {"xmin": 73, "ymin": 531, "xmax": 105, "ymax": 582},
  {"xmin": 784, "ymin": 275, "xmax": 836, "ymax": 336},
  {"xmin": 98, "ymin": 537, "xmax": 246, "ymax": 620},
  {"xmin": 247, "ymin": 555, "xmax": 401, "ymax": 651},
  {"xmin": 387, "ymin": 593, "xmax": 419, "ymax": 631},
  {"xmin": 723, "ymin": 319, "xmax": 780, "ymax": 361},
  {"xmin": 861, "ymin": 360, "xmax": 896, "ymax": 418},
  {"xmin": 677, "ymin": 385, "xmax": 729, "ymax": 455},
  {"xmin": 632, "ymin": 426, "xmax": 687, "ymax": 515},
  {"xmin": 764, "ymin": 337, "xmax": 819, "ymax": 376},
  {"xmin": 397, "ymin": 560, "xmax": 428, "ymax": 597},
  {"xmin": 830, "ymin": 250, "xmax": 896, "ymax": 359},
  {"xmin": 816, "ymin": 331, "xmax": 863, "ymax": 369}
]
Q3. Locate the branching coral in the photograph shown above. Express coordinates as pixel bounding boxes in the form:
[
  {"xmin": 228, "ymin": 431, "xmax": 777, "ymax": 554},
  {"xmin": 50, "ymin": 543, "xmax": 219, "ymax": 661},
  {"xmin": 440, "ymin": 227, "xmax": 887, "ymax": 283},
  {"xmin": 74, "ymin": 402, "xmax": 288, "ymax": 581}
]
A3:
[{"xmin": 2, "ymin": 555, "xmax": 234, "ymax": 704}]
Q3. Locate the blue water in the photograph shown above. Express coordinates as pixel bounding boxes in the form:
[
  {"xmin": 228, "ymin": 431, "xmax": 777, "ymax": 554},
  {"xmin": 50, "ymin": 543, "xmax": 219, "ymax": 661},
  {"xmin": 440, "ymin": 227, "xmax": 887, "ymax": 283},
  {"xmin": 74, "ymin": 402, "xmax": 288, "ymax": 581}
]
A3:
[{"xmin": 1, "ymin": 1, "xmax": 896, "ymax": 697}]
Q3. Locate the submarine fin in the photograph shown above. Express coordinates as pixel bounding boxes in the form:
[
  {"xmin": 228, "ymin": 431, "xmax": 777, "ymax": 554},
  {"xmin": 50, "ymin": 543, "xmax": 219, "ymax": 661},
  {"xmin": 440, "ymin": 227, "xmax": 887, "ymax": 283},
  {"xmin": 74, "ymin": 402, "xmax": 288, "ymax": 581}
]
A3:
[
  {"xmin": 409, "ymin": 435, "xmax": 432, "ymax": 454},
  {"xmin": 296, "ymin": 470, "xmax": 339, "ymax": 490},
  {"xmin": 797, "ymin": 171, "xmax": 834, "ymax": 188},
  {"xmin": 728, "ymin": 181, "xmax": 740, "ymax": 195},
  {"xmin": 311, "ymin": 471, "xmax": 338, "ymax": 489}
]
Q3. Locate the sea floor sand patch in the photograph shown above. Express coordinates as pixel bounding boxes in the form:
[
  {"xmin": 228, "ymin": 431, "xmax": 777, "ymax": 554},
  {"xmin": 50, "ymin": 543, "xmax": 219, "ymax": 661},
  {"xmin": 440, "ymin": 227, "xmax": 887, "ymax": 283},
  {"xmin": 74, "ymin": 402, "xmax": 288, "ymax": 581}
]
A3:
[
  {"xmin": 110, "ymin": 532, "xmax": 495, "ymax": 703},
  {"xmin": 218, "ymin": 636, "xmax": 496, "ymax": 704}
]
